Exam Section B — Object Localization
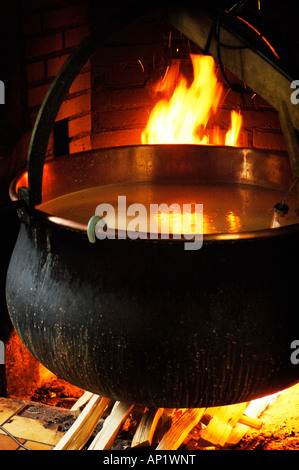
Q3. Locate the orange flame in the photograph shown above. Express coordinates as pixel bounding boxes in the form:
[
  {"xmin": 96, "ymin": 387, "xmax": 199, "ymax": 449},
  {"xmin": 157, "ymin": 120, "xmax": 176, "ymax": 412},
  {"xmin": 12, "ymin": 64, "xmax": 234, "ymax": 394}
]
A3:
[
  {"xmin": 225, "ymin": 110, "xmax": 242, "ymax": 146},
  {"xmin": 142, "ymin": 54, "xmax": 242, "ymax": 147}
]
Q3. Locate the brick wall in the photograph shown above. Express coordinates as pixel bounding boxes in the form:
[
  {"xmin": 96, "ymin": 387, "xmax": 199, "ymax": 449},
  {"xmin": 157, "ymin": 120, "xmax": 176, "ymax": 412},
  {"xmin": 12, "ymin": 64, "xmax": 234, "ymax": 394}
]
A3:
[
  {"xmin": 20, "ymin": 2, "xmax": 287, "ymax": 158},
  {"xmin": 23, "ymin": 0, "xmax": 91, "ymax": 158},
  {"xmin": 90, "ymin": 10, "xmax": 169, "ymax": 149}
]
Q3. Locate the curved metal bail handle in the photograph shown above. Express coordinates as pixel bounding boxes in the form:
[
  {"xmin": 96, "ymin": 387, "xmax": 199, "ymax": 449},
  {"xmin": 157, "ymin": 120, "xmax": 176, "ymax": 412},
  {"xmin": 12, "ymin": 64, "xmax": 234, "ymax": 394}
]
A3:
[
  {"xmin": 22, "ymin": 4, "xmax": 159, "ymax": 209},
  {"xmin": 24, "ymin": 31, "xmax": 99, "ymax": 208}
]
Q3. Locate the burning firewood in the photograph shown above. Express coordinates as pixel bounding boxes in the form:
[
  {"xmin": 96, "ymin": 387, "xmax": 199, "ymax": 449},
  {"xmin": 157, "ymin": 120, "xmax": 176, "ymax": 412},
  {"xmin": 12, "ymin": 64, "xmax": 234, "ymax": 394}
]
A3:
[
  {"xmin": 156, "ymin": 408, "xmax": 206, "ymax": 450},
  {"xmin": 53, "ymin": 395, "xmax": 111, "ymax": 450},
  {"xmin": 51, "ymin": 388, "xmax": 280, "ymax": 451},
  {"xmin": 238, "ymin": 414, "xmax": 263, "ymax": 430},
  {"xmin": 131, "ymin": 408, "xmax": 164, "ymax": 448},
  {"xmin": 198, "ymin": 402, "xmax": 249, "ymax": 447},
  {"xmin": 88, "ymin": 401, "xmax": 134, "ymax": 450},
  {"xmin": 70, "ymin": 391, "xmax": 94, "ymax": 417}
]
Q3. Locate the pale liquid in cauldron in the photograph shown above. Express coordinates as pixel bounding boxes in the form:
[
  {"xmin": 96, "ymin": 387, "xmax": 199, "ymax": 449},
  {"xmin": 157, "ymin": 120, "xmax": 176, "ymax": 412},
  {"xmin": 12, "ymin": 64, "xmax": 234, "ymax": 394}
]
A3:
[{"xmin": 38, "ymin": 181, "xmax": 299, "ymax": 234}]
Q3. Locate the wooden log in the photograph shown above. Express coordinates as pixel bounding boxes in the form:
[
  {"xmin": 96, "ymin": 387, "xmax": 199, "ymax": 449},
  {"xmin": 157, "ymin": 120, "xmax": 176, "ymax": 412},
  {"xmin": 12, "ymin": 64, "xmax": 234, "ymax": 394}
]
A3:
[
  {"xmin": 70, "ymin": 391, "xmax": 94, "ymax": 417},
  {"xmin": 198, "ymin": 402, "xmax": 249, "ymax": 447},
  {"xmin": 53, "ymin": 395, "xmax": 111, "ymax": 450},
  {"xmin": 223, "ymin": 422, "xmax": 251, "ymax": 447},
  {"xmin": 156, "ymin": 408, "xmax": 205, "ymax": 450},
  {"xmin": 237, "ymin": 414, "xmax": 263, "ymax": 430},
  {"xmin": 131, "ymin": 408, "xmax": 164, "ymax": 448},
  {"xmin": 88, "ymin": 401, "xmax": 134, "ymax": 450},
  {"xmin": 225, "ymin": 416, "xmax": 263, "ymax": 447},
  {"xmin": 226, "ymin": 391, "xmax": 281, "ymax": 446}
]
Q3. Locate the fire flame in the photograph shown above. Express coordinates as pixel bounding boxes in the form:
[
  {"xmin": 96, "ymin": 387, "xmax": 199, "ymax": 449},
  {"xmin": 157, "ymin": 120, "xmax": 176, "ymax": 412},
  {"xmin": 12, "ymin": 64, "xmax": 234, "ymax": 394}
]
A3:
[
  {"xmin": 142, "ymin": 54, "xmax": 242, "ymax": 147},
  {"xmin": 5, "ymin": 330, "xmax": 83, "ymax": 406}
]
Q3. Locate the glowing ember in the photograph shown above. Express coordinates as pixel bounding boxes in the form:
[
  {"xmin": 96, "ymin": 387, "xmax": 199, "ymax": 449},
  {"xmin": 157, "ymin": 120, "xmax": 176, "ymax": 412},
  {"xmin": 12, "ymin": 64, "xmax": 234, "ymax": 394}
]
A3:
[{"xmin": 141, "ymin": 54, "xmax": 242, "ymax": 146}]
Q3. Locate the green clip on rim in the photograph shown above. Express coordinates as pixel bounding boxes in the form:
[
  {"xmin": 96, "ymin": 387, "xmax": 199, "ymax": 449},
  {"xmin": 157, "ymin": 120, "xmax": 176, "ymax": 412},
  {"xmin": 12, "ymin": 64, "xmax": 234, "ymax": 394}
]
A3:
[{"xmin": 87, "ymin": 215, "xmax": 106, "ymax": 243}]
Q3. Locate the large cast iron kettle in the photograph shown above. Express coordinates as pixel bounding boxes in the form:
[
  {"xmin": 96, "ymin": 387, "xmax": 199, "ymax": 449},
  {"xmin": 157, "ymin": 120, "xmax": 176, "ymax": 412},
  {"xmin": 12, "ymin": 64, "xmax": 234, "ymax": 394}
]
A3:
[{"xmin": 5, "ymin": 4, "xmax": 299, "ymax": 408}]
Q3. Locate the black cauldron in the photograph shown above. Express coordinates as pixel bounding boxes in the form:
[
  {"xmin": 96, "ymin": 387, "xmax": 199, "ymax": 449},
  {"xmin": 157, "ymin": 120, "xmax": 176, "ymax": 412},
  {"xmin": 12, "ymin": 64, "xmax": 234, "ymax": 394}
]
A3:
[{"xmin": 6, "ymin": 144, "xmax": 299, "ymax": 408}]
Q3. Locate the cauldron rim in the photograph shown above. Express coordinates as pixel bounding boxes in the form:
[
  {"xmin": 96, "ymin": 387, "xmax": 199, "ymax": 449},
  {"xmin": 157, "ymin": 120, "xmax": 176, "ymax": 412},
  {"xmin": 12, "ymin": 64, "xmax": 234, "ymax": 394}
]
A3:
[{"xmin": 9, "ymin": 143, "xmax": 299, "ymax": 243}]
